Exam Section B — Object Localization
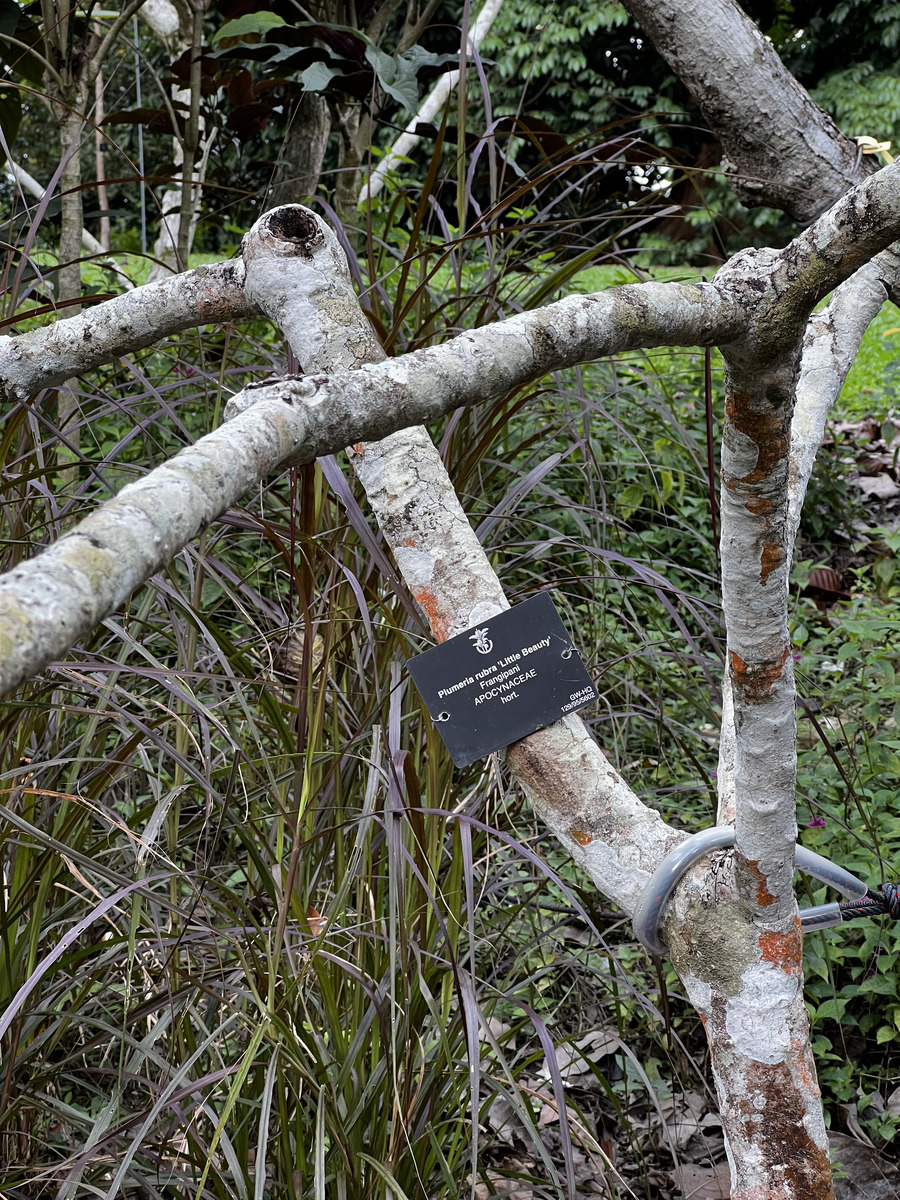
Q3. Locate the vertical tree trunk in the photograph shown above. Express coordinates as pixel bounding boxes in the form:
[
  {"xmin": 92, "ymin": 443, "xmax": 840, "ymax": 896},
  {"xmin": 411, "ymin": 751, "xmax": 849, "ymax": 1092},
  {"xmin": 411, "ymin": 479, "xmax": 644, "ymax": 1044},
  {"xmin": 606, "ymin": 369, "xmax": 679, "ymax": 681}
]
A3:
[
  {"xmin": 55, "ymin": 104, "xmax": 87, "ymax": 467},
  {"xmin": 268, "ymin": 92, "xmax": 331, "ymax": 209},
  {"xmin": 334, "ymin": 101, "xmax": 373, "ymax": 243},
  {"xmin": 175, "ymin": 0, "xmax": 206, "ymax": 273},
  {"xmin": 94, "ymin": 62, "xmax": 110, "ymax": 251}
]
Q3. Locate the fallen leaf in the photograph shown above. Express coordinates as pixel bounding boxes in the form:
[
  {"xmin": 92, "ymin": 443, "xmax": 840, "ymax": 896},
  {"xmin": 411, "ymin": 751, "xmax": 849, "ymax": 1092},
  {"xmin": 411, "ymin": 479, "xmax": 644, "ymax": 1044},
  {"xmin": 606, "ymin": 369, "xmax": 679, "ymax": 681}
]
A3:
[
  {"xmin": 671, "ymin": 1162, "xmax": 731, "ymax": 1198},
  {"xmin": 851, "ymin": 473, "xmax": 900, "ymax": 500}
]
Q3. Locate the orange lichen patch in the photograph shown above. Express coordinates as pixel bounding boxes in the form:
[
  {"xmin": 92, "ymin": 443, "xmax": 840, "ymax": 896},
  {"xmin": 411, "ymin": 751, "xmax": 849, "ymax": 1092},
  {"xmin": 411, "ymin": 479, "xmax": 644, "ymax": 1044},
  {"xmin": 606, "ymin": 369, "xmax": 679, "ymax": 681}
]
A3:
[
  {"xmin": 790, "ymin": 1036, "xmax": 822, "ymax": 1097},
  {"xmin": 744, "ymin": 857, "xmax": 777, "ymax": 907},
  {"xmin": 729, "ymin": 645, "xmax": 790, "ymax": 701},
  {"xmin": 724, "ymin": 391, "xmax": 790, "ymax": 484},
  {"xmin": 351, "ymin": 443, "xmax": 365, "ymax": 455},
  {"xmin": 759, "ymin": 925, "xmax": 802, "ymax": 973},
  {"xmin": 744, "ymin": 497, "xmax": 773, "ymax": 516},
  {"xmin": 411, "ymin": 586, "xmax": 451, "ymax": 642},
  {"xmin": 760, "ymin": 538, "xmax": 785, "ymax": 584},
  {"xmin": 570, "ymin": 827, "xmax": 593, "ymax": 846}
]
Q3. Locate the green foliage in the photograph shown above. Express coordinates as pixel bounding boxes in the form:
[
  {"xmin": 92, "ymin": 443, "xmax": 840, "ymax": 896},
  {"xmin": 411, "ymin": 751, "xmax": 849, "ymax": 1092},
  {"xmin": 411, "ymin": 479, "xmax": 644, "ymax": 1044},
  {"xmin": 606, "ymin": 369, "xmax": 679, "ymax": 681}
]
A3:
[
  {"xmin": 787, "ymin": 559, "xmax": 900, "ymax": 1133},
  {"xmin": 483, "ymin": 2, "xmax": 638, "ymax": 133},
  {"xmin": 212, "ymin": 11, "xmax": 287, "ymax": 42},
  {"xmin": 813, "ymin": 63, "xmax": 900, "ymax": 144}
]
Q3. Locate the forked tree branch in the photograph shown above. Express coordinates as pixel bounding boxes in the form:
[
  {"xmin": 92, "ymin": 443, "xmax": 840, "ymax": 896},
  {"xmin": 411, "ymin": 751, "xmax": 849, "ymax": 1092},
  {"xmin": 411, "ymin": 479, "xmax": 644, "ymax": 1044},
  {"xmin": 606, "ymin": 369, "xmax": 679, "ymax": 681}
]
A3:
[
  {"xmin": 237, "ymin": 206, "xmax": 689, "ymax": 914},
  {"xmin": 3, "ymin": 163, "xmax": 900, "ymax": 1197}
]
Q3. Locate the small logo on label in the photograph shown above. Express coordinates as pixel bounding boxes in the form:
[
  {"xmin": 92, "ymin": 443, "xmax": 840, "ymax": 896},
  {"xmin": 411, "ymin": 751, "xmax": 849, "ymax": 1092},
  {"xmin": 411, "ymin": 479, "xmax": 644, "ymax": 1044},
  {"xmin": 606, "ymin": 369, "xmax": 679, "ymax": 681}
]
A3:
[{"xmin": 470, "ymin": 628, "xmax": 493, "ymax": 655}]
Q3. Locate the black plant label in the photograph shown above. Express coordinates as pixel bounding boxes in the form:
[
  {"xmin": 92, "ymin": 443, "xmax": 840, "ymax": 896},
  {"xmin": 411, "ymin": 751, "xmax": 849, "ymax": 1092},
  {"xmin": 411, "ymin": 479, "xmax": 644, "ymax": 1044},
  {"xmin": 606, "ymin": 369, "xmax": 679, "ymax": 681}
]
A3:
[{"xmin": 407, "ymin": 592, "xmax": 597, "ymax": 767}]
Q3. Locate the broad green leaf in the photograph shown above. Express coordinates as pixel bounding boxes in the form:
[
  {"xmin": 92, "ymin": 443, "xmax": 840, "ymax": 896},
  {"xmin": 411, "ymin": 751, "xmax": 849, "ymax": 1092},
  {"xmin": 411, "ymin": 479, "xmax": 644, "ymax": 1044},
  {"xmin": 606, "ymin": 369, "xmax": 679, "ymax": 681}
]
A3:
[
  {"xmin": 619, "ymin": 484, "xmax": 644, "ymax": 520},
  {"xmin": 364, "ymin": 45, "xmax": 456, "ymax": 113},
  {"xmin": 815, "ymin": 997, "xmax": 848, "ymax": 1022},
  {"xmin": 301, "ymin": 61, "xmax": 340, "ymax": 92},
  {"xmin": 213, "ymin": 12, "xmax": 286, "ymax": 43},
  {"xmin": 366, "ymin": 45, "xmax": 418, "ymax": 112}
]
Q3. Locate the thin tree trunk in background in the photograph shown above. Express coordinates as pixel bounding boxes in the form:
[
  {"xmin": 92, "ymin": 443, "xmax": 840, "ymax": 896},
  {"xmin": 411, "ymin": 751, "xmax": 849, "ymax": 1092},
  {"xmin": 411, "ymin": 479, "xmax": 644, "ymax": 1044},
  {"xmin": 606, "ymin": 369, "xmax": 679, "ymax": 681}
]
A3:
[
  {"xmin": 139, "ymin": 0, "xmax": 198, "ymax": 282},
  {"xmin": 174, "ymin": 0, "xmax": 206, "ymax": 273},
  {"xmin": 94, "ymin": 59, "xmax": 110, "ymax": 251},
  {"xmin": 334, "ymin": 100, "xmax": 373, "ymax": 243},
  {"xmin": 268, "ymin": 92, "xmax": 331, "ymax": 209},
  {"xmin": 55, "ymin": 105, "xmax": 87, "ymax": 468},
  {"xmin": 358, "ymin": 0, "xmax": 505, "ymax": 206}
]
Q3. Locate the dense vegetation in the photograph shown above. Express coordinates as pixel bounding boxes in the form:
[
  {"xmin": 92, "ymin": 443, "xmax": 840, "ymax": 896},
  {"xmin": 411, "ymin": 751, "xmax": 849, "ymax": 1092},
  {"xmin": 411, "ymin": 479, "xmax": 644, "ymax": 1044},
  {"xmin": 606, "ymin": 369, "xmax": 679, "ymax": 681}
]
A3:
[{"xmin": 2, "ymin": 2, "xmax": 900, "ymax": 1196}]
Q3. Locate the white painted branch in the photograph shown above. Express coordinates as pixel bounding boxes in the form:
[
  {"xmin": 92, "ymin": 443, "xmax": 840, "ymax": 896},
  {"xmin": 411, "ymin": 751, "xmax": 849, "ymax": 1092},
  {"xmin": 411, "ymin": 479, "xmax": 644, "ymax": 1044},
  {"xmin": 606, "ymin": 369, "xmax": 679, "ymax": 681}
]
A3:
[
  {"xmin": 5, "ymin": 158, "xmax": 104, "ymax": 256},
  {"xmin": 788, "ymin": 250, "xmax": 900, "ymax": 537},
  {"xmin": 239, "ymin": 206, "xmax": 689, "ymax": 913},
  {"xmin": 222, "ymin": 279, "xmax": 741, "ymax": 456},
  {"xmin": 0, "ymin": 259, "xmax": 254, "ymax": 401},
  {"xmin": 356, "ymin": 0, "xmax": 505, "ymax": 206}
]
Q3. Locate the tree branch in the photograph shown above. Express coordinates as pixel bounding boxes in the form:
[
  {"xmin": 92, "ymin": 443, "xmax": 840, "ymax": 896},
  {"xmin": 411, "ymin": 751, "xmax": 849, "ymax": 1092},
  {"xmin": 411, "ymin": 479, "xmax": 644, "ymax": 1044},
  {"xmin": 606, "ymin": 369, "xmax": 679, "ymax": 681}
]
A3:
[
  {"xmin": 239, "ymin": 205, "xmax": 690, "ymax": 914},
  {"xmin": 0, "ymin": 259, "xmax": 254, "ymax": 401},
  {"xmin": 620, "ymin": 0, "xmax": 872, "ymax": 223}
]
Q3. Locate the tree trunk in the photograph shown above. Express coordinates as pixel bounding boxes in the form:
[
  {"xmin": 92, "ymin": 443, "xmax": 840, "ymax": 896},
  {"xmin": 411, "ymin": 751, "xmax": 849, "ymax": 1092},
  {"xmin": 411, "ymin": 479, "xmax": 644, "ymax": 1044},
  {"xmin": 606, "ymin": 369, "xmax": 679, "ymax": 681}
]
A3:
[
  {"xmin": 55, "ymin": 103, "xmax": 87, "ymax": 468},
  {"xmin": 620, "ymin": 0, "xmax": 873, "ymax": 223},
  {"xmin": 268, "ymin": 92, "xmax": 331, "ymax": 209},
  {"xmin": 334, "ymin": 101, "xmax": 374, "ymax": 244}
]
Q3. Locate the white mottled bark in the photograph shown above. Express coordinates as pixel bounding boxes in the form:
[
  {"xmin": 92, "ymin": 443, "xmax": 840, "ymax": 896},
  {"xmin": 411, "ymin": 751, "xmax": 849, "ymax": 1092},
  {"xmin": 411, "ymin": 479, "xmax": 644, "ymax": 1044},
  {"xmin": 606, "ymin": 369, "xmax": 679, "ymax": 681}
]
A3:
[
  {"xmin": 670, "ymin": 165, "xmax": 900, "ymax": 1200},
  {"xmin": 717, "ymin": 248, "xmax": 900, "ymax": 828},
  {"xmin": 357, "ymin": 0, "xmax": 505, "ymax": 206},
  {"xmin": 788, "ymin": 251, "xmax": 900, "ymax": 537},
  {"xmin": 222, "ymin": 277, "xmax": 741, "ymax": 457},
  {"xmin": 667, "ymin": 861, "xmax": 833, "ymax": 1200},
  {"xmin": 0, "ymin": 396, "xmax": 307, "ymax": 697},
  {"xmin": 238, "ymin": 206, "xmax": 688, "ymax": 913},
  {"xmin": 0, "ymin": 260, "xmax": 253, "ymax": 401},
  {"xmin": 0, "ymin": 254, "xmax": 737, "ymax": 718}
]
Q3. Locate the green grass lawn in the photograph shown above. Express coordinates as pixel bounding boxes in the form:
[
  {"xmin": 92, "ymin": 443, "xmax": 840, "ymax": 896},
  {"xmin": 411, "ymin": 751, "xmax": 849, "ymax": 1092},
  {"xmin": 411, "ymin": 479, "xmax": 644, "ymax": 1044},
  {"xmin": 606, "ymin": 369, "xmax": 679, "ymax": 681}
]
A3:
[{"xmin": 574, "ymin": 262, "xmax": 900, "ymax": 419}]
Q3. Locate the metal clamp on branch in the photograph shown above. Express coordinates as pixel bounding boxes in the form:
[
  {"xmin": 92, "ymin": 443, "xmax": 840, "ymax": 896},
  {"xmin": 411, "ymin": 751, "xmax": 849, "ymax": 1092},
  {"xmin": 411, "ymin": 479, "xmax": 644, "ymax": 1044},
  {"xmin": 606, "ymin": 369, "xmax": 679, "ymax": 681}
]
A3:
[{"xmin": 631, "ymin": 827, "xmax": 900, "ymax": 956}]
